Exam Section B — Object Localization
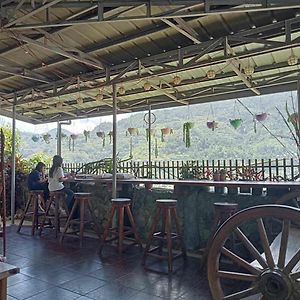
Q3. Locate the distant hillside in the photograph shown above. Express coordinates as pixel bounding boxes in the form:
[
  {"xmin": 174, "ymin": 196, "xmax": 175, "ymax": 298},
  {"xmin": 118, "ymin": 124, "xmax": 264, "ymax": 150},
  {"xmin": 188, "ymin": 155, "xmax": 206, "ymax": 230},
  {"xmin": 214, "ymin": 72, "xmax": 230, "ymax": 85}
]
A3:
[{"xmin": 19, "ymin": 91, "xmax": 298, "ymax": 163}]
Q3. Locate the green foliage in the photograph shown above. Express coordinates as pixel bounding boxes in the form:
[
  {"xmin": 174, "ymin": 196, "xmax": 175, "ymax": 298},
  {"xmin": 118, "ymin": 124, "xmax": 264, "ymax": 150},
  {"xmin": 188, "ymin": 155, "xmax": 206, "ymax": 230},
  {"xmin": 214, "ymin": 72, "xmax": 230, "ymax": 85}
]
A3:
[
  {"xmin": 27, "ymin": 152, "xmax": 52, "ymax": 170},
  {"xmin": 183, "ymin": 122, "xmax": 193, "ymax": 148},
  {"xmin": 0, "ymin": 125, "xmax": 20, "ymax": 156}
]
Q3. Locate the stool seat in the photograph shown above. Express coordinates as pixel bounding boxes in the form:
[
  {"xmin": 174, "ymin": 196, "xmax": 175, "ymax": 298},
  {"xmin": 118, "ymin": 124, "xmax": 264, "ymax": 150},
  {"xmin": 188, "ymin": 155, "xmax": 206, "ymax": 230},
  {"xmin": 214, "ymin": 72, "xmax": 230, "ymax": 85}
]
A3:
[
  {"xmin": 142, "ymin": 198, "xmax": 186, "ymax": 273},
  {"xmin": 28, "ymin": 190, "xmax": 44, "ymax": 194},
  {"xmin": 156, "ymin": 199, "xmax": 177, "ymax": 206},
  {"xmin": 214, "ymin": 202, "xmax": 238, "ymax": 208},
  {"xmin": 60, "ymin": 193, "xmax": 101, "ymax": 247},
  {"xmin": 74, "ymin": 192, "xmax": 92, "ymax": 198},
  {"xmin": 100, "ymin": 198, "xmax": 142, "ymax": 255}
]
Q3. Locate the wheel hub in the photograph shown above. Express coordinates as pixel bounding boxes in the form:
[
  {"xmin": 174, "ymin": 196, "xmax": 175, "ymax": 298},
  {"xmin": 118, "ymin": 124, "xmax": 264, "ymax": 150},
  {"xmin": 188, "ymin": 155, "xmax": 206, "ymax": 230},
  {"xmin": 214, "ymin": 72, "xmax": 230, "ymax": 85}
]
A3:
[{"xmin": 259, "ymin": 269, "xmax": 292, "ymax": 300}]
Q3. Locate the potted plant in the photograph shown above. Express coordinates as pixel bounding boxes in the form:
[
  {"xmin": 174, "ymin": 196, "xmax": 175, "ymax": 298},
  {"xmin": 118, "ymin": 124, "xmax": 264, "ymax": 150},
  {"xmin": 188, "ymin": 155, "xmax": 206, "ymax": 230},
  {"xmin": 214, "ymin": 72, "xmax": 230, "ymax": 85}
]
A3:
[
  {"xmin": 229, "ymin": 118, "xmax": 242, "ymax": 129},
  {"xmin": 183, "ymin": 122, "xmax": 193, "ymax": 148},
  {"xmin": 227, "ymin": 170, "xmax": 238, "ymax": 195},
  {"xmin": 31, "ymin": 135, "xmax": 39, "ymax": 142},
  {"xmin": 161, "ymin": 127, "xmax": 173, "ymax": 142},
  {"xmin": 42, "ymin": 133, "xmax": 51, "ymax": 144},
  {"xmin": 238, "ymin": 167, "xmax": 252, "ymax": 194},
  {"xmin": 145, "ymin": 128, "xmax": 156, "ymax": 141},
  {"xmin": 69, "ymin": 134, "xmax": 78, "ymax": 152},
  {"xmin": 213, "ymin": 169, "xmax": 225, "ymax": 194},
  {"xmin": 127, "ymin": 128, "xmax": 139, "ymax": 136},
  {"xmin": 96, "ymin": 131, "xmax": 106, "ymax": 147},
  {"xmin": 83, "ymin": 130, "xmax": 90, "ymax": 142},
  {"xmin": 207, "ymin": 121, "xmax": 218, "ymax": 131}
]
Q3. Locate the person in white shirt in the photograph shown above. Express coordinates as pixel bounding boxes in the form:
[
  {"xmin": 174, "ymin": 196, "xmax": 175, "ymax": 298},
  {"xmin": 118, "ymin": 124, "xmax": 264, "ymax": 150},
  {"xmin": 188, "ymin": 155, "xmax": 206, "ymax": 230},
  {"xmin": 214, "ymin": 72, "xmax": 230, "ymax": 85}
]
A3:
[{"xmin": 48, "ymin": 155, "xmax": 74, "ymax": 214}]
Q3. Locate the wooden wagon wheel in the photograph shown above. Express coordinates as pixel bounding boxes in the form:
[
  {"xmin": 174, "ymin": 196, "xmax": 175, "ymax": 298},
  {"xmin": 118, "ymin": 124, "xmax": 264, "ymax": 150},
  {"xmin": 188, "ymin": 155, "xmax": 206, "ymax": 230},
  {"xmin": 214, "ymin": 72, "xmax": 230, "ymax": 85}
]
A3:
[
  {"xmin": 276, "ymin": 189, "xmax": 300, "ymax": 208},
  {"xmin": 208, "ymin": 205, "xmax": 300, "ymax": 300}
]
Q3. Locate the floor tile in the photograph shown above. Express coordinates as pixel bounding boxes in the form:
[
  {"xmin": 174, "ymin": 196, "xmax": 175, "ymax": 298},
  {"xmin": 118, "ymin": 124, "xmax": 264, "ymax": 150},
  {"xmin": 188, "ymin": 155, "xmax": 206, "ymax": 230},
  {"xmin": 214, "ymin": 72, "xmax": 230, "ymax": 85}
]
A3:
[{"xmin": 25, "ymin": 287, "xmax": 81, "ymax": 300}]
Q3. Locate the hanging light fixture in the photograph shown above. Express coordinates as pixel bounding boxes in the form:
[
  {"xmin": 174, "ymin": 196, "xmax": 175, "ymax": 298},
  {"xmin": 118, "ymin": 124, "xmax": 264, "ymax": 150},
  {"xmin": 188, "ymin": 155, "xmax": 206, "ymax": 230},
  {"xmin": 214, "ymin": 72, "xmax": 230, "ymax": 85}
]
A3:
[
  {"xmin": 118, "ymin": 85, "xmax": 126, "ymax": 95},
  {"xmin": 288, "ymin": 49, "xmax": 298, "ymax": 66},
  {"xmin": 76, "ymin": 95, "xmax": 84, "ymax": 105},
  {"xmin": 244, "ymin": 65, "xmax": 255, "ymax": 76},
  {"xmin": 95, "ymin": 91, "xmax": 104, "ymax": 102},
  {"xmin": 173, "ymin": 75, "xmax": 182, "ymax": 85},
  {"xmin": 143, "ymin": 81, "xmax": 151, "ymax": 91},
  {"xmin": 206, "ymin": 69, "xmax": 216, "ymax": 79}
]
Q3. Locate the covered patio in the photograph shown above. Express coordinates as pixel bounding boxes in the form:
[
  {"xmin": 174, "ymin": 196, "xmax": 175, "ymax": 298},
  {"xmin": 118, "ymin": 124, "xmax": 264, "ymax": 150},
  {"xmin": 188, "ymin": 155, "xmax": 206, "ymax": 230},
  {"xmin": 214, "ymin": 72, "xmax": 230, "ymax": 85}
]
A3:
[{"xmin": 1, "ymin": 1, "xmax": 300, "ymax": 299}]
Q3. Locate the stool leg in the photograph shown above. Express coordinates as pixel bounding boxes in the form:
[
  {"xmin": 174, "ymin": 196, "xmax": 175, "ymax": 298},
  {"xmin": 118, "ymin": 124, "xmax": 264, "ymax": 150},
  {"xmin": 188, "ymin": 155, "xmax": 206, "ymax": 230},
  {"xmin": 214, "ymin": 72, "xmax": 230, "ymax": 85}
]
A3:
[
  {"xmin": 39, "ymin": 198, "xmax": 53, "ymax": 236},
  {"xmin": 32, "ymin": 195, "xmax": 38, "ymax": 236},
  {"xmin": 165, "ymin": 209, "xmax": 173, "ymax": 273},
  {"xmin": 60, "ymin": 199, "xmax": 79, "ymax": 244},
  {"xmin": 87, "ymin": 200, "xmax": 101, "ymax": 238},
  {"xmin": 54, "ymin": 197, "xmax": 60, "ymax": 238},
  {"xmin": 99, "ymin": 206, "xmax": 116, "ymax": 253},
  {"xmin": 142, "ymin": 207, "xmax": 161, "ymax": 266},
  {"xmin": 125, "ymin": 206, "xmax": 142, "ymax": 248},
  {"xmin": 79, "ymin": 199, "xmax": 85, "ymax": 248},
  {"xmin": 118, "ymin": 206, "xmax": 125, "ymax": 255},
  {"xmin": 17, "ymin": 195, "xmax": 32, "ymax": 233},
  {"xmin": 171, "ymin": 207, "xmax": 186, "ymax": 257},
  {"xmin": 159, "ymin": 208, "xmax": 167, "ymax": 255}
]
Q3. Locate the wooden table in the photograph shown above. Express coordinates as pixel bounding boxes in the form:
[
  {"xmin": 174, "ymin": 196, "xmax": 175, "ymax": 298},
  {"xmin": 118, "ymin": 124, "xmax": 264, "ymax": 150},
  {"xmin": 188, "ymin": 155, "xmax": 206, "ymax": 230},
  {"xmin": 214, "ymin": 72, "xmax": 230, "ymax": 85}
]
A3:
[{"xmin": 0, "ymin": 263, "xmax": 19, "ymax": 300}]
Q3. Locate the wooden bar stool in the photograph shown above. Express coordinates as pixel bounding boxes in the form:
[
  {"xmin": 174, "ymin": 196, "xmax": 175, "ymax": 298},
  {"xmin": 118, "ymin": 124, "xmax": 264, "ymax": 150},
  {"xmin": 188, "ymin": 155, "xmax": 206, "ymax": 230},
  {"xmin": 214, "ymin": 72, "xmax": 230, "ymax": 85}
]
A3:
[
  {"xmin": 142, "ymin": 199, "xmax": 186, "ymax": 273},
  {"xmin": 39, "ymin": 191, "xmax": 68, "ymax": 238},
  {"xmin": 99, "ymin": 198, "xmax": 142, "ymax": 255},
  {"xmin": 17, "ymin": 190, "xmax": 45, "ymax": 235},
  {"xmin": 201, "ymin": 202, "xmax": 238, "ymax": 268},
  {"xmin": 60, "ymin": 193, "xmax": 101, "ymax": 248}
]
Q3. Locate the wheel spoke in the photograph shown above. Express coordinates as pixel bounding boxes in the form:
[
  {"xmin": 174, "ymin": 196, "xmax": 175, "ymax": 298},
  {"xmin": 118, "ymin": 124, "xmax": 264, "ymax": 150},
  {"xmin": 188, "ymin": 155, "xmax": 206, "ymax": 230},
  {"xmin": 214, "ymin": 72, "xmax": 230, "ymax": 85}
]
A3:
[
  {"xmin": 218, "ymin": 270, "xmax": 258, "ymax": 282},
  {"xmin": 291, "ymin": 272, "xmax": 300, "ymax": 280},
  {"xmin": 284, "ymin": 248, "xmax": 300, "ymax": 273},
  {"xmin": 223, "ymin": 285, "xmax": 260, "ymax": 300},
  {"xmin": 234, "ymin": 227, "xmax": 268, "ymax": 269},
  {"xmin": 278, "ymin": 219, "xmax": 290, "ymax": 269},
  {"xmin": 257, "ymin": 218, "xmax": 275, "ymax": 268},
  {"xmin": 221, "ymin": 247, "xmax": 261, "ymax": 275}
]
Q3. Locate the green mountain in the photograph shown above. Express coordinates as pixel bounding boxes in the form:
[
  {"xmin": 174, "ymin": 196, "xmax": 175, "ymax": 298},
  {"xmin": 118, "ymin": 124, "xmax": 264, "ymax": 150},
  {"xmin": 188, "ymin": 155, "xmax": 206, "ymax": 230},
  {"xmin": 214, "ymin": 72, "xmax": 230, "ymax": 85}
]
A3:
[{"xmin": 19, "ymin": 91, "xmax": 298, "ymax": 163}]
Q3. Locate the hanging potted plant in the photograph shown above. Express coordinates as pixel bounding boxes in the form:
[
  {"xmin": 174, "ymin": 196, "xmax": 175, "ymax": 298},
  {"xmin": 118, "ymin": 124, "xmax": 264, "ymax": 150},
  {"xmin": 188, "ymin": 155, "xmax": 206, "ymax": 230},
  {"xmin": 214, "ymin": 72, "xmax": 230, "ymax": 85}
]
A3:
[
  {"xmin": 229, "ymin": 118, "xmax": 242, "ymax": 130},
  {"xmin": 127, "ymin": 127, "xmax": 139, "ymax": 136},
  {"xmin": 32, "ymin": 135, "xmax": 39, "ymax": 142},
  {"xmin": 42, "ymin": 133, "xmax": 51, "ymax": 144},
  {"xmin": 83, "ymin": 130, "xmax": 90, "ymax": 142},
  {"xmin": 255, "ymin": 112, "xmax": 267, "ymax": 122},
  {"xmin": 145, "ymin": 128, "xmax": 156, "ymax": 141},
  {"xmin": 69, "ymin": 134, "xmax": 78, "ymax": 152},
  {"xmin": 96, "ymin": 131, "xmax": 106, "ymax": 147},
  {"xmin": 183, "ymin": 122, "xmax": 193, "ymax": 148},
  {"xmin": 161, "ymin": 127, "xmax": 173, "ymax": 142},
  {"xmin": 207, "ymin": 121, "xmax": 218, "ymax": 131},
  {"xmin": 108, "ymin": 131, "xmax": 113, "ymax": 144}
]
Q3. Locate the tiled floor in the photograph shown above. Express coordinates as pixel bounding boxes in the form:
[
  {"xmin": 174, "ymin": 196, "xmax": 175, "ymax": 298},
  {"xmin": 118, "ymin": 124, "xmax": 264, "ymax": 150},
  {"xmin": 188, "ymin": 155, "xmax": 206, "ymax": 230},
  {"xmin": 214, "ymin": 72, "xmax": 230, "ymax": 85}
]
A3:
[{"xmin": 5, "ymin": 226, "xmax": 211, "ymax": 300}]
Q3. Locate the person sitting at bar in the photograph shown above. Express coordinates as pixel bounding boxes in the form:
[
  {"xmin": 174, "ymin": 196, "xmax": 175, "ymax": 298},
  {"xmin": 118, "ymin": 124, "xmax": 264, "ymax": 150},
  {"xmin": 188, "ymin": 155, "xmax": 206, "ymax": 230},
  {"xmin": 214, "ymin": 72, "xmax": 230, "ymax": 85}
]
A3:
[
  {"xmin": 48, "ymin": 155, "xmax": 75, "ymax": 215},
  {"xmin": 27, "ymin": 162, "xmax": 49, "ymax": 201}
]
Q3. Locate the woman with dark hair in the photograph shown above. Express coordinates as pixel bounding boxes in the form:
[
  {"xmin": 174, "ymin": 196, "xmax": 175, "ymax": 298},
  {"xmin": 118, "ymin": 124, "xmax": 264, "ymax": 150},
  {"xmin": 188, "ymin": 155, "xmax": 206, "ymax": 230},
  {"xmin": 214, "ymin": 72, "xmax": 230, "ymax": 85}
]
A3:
[
  {"xmin": 48, "ymin": 155, "xmax": 74, "ymax": 213},
  {"xmin": 27, "ymin": 162, "xmax": 49, "ymax": 200}
]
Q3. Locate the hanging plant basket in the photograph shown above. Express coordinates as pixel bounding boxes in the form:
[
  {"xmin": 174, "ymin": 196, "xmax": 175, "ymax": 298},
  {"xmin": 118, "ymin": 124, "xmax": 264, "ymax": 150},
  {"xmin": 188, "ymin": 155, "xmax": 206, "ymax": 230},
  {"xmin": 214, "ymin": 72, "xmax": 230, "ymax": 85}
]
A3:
[
  {"xmin": 230, "ymin": 118, "xmax": 242, "ymax": 130},
  {"xmin": 127, "ymin": 127, "xmax": 139, "ymax": 136},
  {"xmin": 32, "ymin": 135, "xmax": 39, "ymax": 142},
  {"xmin": 255, "ymin": 113, "xmax": 267, "ymax": 122},
  {"xmin": 108, "ymin": 131, "xmax": 113, "ymax": 144},
  {"xmin": 207, "ymin": 121, "xmax": 218, "ymax": 131},
  {"xmin": 69, "ymin": 134, "xmax": 78, "ymax": 152},
  {"xmin": 145, "ymin": 128, "xmax": 156, "ymax": 141},
  {"xmin": 161, "ymin": 127, "xmax": 173, "ymax": 142},
  {"xmin": 183, "ymin": 122, "xmax": 194, "ymax": 148},
  {"xmin": 96, "ymin": 131, "xmax": 106, "ymax": 147},
  {"xmin": 83, "ymin": 130, "xmax": 90, "ymax": 142},
  {"xmin": 42, "ymin": 133, "xmax": 51, "ymax": 144}
]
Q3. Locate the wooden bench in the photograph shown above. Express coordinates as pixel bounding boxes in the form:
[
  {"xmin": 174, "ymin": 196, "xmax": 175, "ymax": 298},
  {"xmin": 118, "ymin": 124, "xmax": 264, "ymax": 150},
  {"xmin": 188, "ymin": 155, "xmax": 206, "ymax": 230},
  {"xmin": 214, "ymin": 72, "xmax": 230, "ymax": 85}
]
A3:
[{"xmin": 0, "ymin": 263, "xmax": 19, "ymax": 300}]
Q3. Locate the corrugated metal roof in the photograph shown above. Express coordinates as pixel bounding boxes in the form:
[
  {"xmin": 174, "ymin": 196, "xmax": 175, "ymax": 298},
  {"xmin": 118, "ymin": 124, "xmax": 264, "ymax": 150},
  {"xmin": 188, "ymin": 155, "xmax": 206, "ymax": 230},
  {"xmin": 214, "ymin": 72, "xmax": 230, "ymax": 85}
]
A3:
[{"xmin": 0, "ymin": 1, "xmax": 300, "ymax": 123}]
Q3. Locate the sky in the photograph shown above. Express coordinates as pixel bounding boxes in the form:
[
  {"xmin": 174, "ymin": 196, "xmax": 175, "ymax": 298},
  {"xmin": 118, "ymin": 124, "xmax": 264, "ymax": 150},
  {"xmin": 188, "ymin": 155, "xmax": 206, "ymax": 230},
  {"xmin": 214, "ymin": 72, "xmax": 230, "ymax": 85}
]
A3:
[{"xmin": 0, "ymin": 114, "xmax": 128, "ymax": 134}]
